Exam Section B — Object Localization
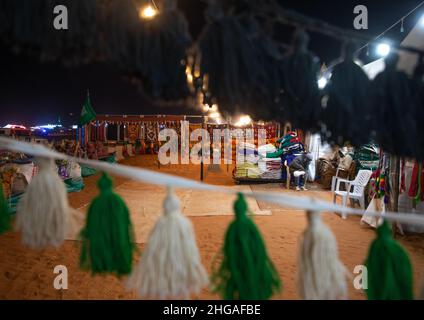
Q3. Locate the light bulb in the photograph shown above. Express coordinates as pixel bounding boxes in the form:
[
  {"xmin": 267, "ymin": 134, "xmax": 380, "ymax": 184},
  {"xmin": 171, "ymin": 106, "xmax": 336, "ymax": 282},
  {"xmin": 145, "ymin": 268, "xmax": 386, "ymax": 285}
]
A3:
[
  {"xmin": 376, "ymin": 43, "xmax": 391, "ymax": 57},
  {"xmin": 318, "ymin": 77, "xmax": 327, "ymax": 89},
  {"xmin": 140, "ymin": 5, "xmax": 157, "ymax": 20}
]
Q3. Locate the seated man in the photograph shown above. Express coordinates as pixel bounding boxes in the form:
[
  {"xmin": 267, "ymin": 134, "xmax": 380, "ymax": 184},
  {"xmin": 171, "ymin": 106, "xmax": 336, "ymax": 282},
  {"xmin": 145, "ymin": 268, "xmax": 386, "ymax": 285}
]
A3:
[{"xmin": 289, "ymin": 153, "xmax": 313, "ymax": 191}]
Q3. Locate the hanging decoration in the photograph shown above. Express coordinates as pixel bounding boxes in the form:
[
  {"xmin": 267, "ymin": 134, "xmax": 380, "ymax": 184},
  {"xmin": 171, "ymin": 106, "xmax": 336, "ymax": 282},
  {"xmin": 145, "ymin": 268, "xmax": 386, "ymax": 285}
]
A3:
[
  {"xmin": 0, "ymin": 183, "xmax": 11, "ymax": 234},
  {"xmin": 321, "ymin": 41, "xmax": 370, "ymax": 146},
  {"xmin": 297, "ymin": 211, "xmax": 348, "ymax": 300},
  {"xmin": 102, "ymin": 0, "xmax": 141, "ymax": 73},
  {"xmin": 4, "ymin": 0, "xmax": 49, "ymax": 52},
  {"xmin": 365, "ymin": 221, "xmax": 414, "ymax": 300},
  {"xmin": 412, "ymin": 58, "xmax": 424, "ymax": 161},
  {"xmin": 127, "ymin": 187, "xmax": 208, "ymax": 299},
  {"xmin": 279, "ymin": 29, "xmax": 322, "ymax": 132},
  {"xmin": 0, "ymin": 0, "xmax": 98, "ymax": 65},
  {"xmin": 197, "ymin": 2, "xmax": 263, "ymax": 119},
  {"xmin": 211, "ymin": 193, "xmax": 281, "ymax": 300},
  {"xmin": 370, "ymin": 52, "xmax": 417, "ymax": 158},
  {"xmin": 237, "ymin": 14, "xmax": 283, "ymax": 121},
  {"xmin": 16, "ymin": 157, "xmax": 69, "ymax": 249},
  {"xmin": 136, "ymin": 0, "xmax": 192, "ymax": 100},
  {"xmin": 42, "ymin": 0, "xmax": 99, "ymax": 65},
  {"xmin": 408, "ymin": 162, "xmax": 424, "ymax": 207},
  {"xmin": 80, "ymin": 173, "xmax": 135, "ymax": 276}
]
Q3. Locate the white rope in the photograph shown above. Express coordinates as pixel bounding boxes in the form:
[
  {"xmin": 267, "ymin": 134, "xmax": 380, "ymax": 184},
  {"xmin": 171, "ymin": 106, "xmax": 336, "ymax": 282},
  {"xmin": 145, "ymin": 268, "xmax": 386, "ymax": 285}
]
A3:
[{"xmin": 1, "ymin": 136, "xmax": 424, "ymax": 227}]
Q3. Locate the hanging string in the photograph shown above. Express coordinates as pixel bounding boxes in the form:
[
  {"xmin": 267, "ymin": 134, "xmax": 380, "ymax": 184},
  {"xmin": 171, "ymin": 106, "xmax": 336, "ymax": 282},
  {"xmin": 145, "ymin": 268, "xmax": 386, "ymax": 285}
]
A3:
[
  {"xmin": 1, "ymin": 136, "xmax": 424, "ymax": 227},
  {"xmin": 355, "ymin": 1, "xmax": 424, "ymax": 56}
]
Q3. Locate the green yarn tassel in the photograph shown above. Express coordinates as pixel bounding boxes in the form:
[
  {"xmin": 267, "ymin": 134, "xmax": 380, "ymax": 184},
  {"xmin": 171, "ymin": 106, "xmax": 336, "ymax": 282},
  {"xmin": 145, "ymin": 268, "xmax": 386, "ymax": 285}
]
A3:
[
  {"xmin": 0, "ymin": 183, "xmax": 11, "ymax": 234},
  {"xmin": 80, "ymin": 173, "xmax": 135, "ymax": 276},
  {"xmin": 365, "ymin": 221, "xmax": 413, "ymax": 300},
  {"xmin": 211, "ymin": 193, "xmax": 281, "ymax": 300}
]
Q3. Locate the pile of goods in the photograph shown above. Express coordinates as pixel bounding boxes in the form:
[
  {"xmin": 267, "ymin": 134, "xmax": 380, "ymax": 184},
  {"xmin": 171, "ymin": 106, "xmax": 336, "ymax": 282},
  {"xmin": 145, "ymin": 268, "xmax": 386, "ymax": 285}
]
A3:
[
  {"xmin": 234, "ymin": 132, "xmax": 305, "ymax": 181},
  {"xmin": 258, "ymin": 158, "xmax": 282, "ymax": 180},
  {"xmin": 353, "ymin": 143, "xmax": 380, "ymax": 173}
]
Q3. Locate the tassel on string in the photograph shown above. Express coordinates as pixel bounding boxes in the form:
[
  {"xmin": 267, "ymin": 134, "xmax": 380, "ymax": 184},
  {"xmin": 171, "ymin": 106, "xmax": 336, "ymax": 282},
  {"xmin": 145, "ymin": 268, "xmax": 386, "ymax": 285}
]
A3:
[
  {"xmin": 136, "ymin": 0, "xmax": 191, "ymax": 101},
  {"xmin": 370, "ymin": 52, "xmax": 417, "ymax": 158},
  {"xmin": 211, "ymin": 193, "xmax": 281, "ymax": 300},
  {"xmin": 0, "ymin": 183, "xmax": 11, "ymax": 234},
  {"xmin": 80, "ymin": 173, "xmax": 135, "ymax": 276},
  {"xmin": 198, "ymin": 3, "xmax": 265, "ymax": 119},
  {"xmin": 42, "ymin": 0, "xmax": 99, "ymax": 65},
  {"xmin": 102, "ymin": 0, "xmax": 140, "ymax": 73},
  {"xmin": 365, "ymin": 221, "xmax": 413, "ymax": 300},
  {"xmin": 321, "ymin": 40, "xmax": 370, "ymax": 146},
  {"xmin": 16, "ymin": 157, "xmax": 69, "ymax": 249},
  {"xmin": 297, "ymin": 211, "xmax": 348, "ymax": 300},
  {"xmin": 127, "ymin": 186, "xmax": 208, "ymax": 299},
  {"xmin": 279, "ymin": 29, "xmax": 322, "ymax": 132},
  {"xmin": 412, "ymin": 58, "xmax": 424, "ymax": 161}
]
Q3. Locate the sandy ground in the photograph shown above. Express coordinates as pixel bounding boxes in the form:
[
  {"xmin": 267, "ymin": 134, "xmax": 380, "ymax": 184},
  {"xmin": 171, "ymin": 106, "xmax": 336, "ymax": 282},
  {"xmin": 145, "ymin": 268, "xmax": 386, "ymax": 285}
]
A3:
[{"xmin": 1, "ymin": 155, "xmax": 424, "ymax": 300}]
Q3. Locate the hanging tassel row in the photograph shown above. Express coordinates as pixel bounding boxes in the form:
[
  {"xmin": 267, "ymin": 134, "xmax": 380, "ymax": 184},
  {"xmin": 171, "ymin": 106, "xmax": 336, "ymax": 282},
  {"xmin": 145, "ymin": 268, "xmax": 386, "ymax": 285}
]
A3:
[{"xmin": 0, "ymin": 158, "xmax": 419, "ymax": 300}]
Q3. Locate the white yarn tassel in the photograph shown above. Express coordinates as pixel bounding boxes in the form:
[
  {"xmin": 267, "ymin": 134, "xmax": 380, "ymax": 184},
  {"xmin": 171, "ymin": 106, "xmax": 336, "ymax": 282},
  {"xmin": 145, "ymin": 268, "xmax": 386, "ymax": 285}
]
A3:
[
  {"xmin": 127, "ymin": 186, "xmax": 209, "ymax": 299},
  {"xmin": 297, "ymin": 211, "xmax": 348, "ymax": 300},
  {"xmin": 16, "ymin": 157, "xmax": 69, "ymax": 249}
]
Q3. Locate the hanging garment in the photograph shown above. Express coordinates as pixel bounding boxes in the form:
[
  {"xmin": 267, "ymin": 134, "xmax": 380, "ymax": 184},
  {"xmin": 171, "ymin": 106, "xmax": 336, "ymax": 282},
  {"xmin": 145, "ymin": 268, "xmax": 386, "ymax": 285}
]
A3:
[
  {"xmin": 408, "ymin": 162, "xmax": 424, "ymax": 205},
  {"xmin": 127, "ymin": 124, "xmax": 139, "ymax": 142},
  {"xmin": 145, "ymin": 122, "xmax": 158, "ymax": 143}
]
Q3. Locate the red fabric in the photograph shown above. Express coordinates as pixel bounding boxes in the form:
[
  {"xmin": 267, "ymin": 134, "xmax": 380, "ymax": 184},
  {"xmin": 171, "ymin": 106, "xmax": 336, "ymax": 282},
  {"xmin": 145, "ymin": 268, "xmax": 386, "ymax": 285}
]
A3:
[
  {"xmin": 408, "ymin": 161, "xmax": 424, "ymax": 201},
  {"xmin": 400, "ymin": 160, "xmax": 406, "ymax": 194}
]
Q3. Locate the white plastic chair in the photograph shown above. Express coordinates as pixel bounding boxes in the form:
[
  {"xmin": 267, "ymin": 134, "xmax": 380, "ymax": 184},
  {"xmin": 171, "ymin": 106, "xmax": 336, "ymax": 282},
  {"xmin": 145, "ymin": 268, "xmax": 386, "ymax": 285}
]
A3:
[{"xmin": 333, "ymin": 169, "xmax": 373, "ymax": 219}]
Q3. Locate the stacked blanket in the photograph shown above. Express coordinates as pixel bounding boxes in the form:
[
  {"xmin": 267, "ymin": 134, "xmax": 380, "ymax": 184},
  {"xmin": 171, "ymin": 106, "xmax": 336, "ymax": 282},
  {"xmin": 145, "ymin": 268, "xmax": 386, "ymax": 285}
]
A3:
[
  {"xmin": 258, "ymin": 158, "xmax": 282, "ymax": 179},
  {"xmin": 235, "ymin": 162, "xmax": 262, "ymax": 179}
]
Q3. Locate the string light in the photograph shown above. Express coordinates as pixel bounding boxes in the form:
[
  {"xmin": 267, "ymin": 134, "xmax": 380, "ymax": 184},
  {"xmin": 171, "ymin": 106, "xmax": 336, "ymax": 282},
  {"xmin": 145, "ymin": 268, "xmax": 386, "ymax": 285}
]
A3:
[
  {"xmin": 376, "ymin": 43, "xmax": 391, "ymax": 57},
  {"xmin": 139, "ymin": 1, "xmax": 158, "ymax": 20},
  {"xmin": 234, "ymin": 115, "xmax": 252, "ymax": 127},
  {"xmin": 318, "ymin": 77, "xmax": 327, "ymax": 89}
]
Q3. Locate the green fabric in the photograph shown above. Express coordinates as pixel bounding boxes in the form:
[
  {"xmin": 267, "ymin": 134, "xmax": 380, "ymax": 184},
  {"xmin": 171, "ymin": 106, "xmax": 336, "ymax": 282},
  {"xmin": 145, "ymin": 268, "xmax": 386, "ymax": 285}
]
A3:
[
  {"xmin": 104, "ymin": 154, "xmax": 116, "ymax": 164},
  {"xmin": 0, "ymin": 184, "xmax": 11, "ymax": 234},
  {"xmin": 365, "ymin": 221, "xmax": 413, "ymax": 300},
  {"xmin": 266, "ymin": 149, "xmax": 284, "ymax": 159},
  {"xmin": 78, "ymin": 94, "xmax": 96, "ymax": 127},
  {"xmin": 80, "ymin": 173, "xmax": 135, "ymax": 276},
  {"xmin": 211, "ymin": 193, "xmax": 281, "ymax": 300},
  {"xmin": 353, "ymin": 143, "xmax": 380, "ymax": 173},
  {"xmin": 64, "ymin": 178, "xmax": 85, "ymax": 193},
  {"xmin": 80, "ymin": 164, "xmax": 97, "ymax": 177},
  {"xmin": 8, "ymin": 193, "xmax": 23, "ymax": 214}
]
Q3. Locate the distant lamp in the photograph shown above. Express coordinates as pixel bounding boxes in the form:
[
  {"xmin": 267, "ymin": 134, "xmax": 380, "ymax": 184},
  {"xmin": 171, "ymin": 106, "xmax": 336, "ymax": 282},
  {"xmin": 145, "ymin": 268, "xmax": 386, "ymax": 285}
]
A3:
[
  {"xmin": 234, "ymin": 115, "xmax": 252, "ymax": 127},
  {"xmin": 140, "ymin": 4, "xmax": 158, "ymax": 20},
  {"xmin": 318, "ymin": 77, "xmax": 327, "ymax": 90},
  {"xmin": 376, "ymin": 43, "xmax": 391, "ymax": 57},
  {"xmin": 421, "ymin": 15, "xmax": 424, "ymax": 26}
]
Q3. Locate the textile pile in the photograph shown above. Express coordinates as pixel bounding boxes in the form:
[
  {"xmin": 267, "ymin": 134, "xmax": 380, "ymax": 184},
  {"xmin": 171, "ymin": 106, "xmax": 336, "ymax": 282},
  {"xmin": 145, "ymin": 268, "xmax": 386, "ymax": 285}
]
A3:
[{"xmin": 258, "ymin": 158, "xmax": 282, "ymax": 180}]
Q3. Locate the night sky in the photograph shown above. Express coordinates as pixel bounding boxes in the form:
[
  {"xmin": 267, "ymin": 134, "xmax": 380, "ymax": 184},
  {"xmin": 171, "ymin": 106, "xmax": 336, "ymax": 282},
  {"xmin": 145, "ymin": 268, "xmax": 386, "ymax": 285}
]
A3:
[{"xmin": 1, "ymin": 0, "xmax": 423, "ymax": 126}]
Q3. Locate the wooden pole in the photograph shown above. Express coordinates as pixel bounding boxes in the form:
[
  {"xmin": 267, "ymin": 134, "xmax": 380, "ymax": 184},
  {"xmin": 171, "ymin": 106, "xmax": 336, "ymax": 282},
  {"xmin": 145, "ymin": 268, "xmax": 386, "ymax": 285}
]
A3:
[
  {"xmin": 389, "ymin": 154, "xmax": 402, "ymax": 236},
  {"xmin": 200, "ymin": 114, "xmax": 205, "ymax": 181}
]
